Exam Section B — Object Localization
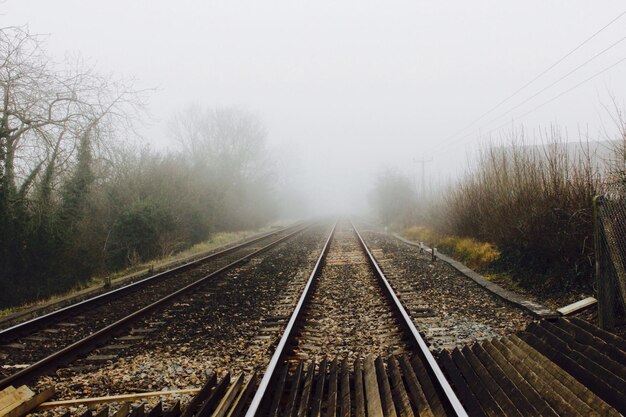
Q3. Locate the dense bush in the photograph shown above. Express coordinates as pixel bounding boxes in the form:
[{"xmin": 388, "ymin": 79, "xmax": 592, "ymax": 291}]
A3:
[
  {"xmin": 0, "ymin": 27, "xmax": 278, "ymax": 309},
  {"xmin": 108, "ymin": 199, "xmax": 175, "ymax": 268},
  {"xmin": 442, "ymin": 136, "xmax": 600, "ymax": 288},
  {"xmin": 371, "ymin": 128, "xmax": 614, "ymax": 292}
]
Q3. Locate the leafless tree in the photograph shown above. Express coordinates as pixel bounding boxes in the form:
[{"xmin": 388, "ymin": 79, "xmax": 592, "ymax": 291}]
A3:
[
  {"xmin": 0, "ymin": 25, "xmax": 148, "ymax": 308},
  {"xmin": 369, "ymin": 171, "xmax": 417, "ymax": 229},
  {"xmin": 171, "ymin": 105, "xmax": 268, "ymax": 176},
  {"xmin": 169, "ymin": 105, "xmax": 274, "ymax": 228},
  {"xmin": 0, "ymin": 26, "xmax": 144, "ymax": 209}
]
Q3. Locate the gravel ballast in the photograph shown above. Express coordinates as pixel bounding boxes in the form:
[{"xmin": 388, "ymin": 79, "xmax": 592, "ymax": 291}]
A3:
[
  {"xmin": 32, "ymin": 225, "xmax": 331, "ymax": 416},
  {"xmin": 359, "ymin": 225, "xmax": 535, "ymax": 351},
  {"xmin": 291, "ymin": 222, "xmax": 409, "ymax": 362}
]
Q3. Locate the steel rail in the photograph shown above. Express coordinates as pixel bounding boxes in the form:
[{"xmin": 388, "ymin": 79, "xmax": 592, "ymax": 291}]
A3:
[
  {"xmin": 245, "ymin": 221, "xmax": 338, "ymax": 417},
  {"xmin": 246, "ymin": 220, "xmax": 468, "ymax": 416},
  {"xmin": 0, "ymin": 224, "xmax": 310, "ymax": 390},
  {"xmin": 0, "ymin": 223, "xmax": 302, "ymax": 342},
  {"xmin": 350, "ymin": 219, "xmax": 468, "ymax": 417}
]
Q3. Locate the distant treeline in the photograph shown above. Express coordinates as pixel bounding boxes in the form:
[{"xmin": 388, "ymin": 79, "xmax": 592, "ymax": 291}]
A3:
[
  {"xmin": 0, "ymin": 27, "xmax": 277, "ymax": 308},
  {"xmin": 370, "ymin": 125, "xmax": 626, "ymax": 293}
]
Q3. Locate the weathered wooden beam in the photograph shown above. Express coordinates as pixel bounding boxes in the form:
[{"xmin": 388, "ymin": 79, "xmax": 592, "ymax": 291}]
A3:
[
  {"xmin": 1, "ymin": 387, "xmax": 54, "ymax": 417},
  {"xmin": 557, "ymin": 297, "xmax": 597, "ymax": 316},
  {"xmin": 37, "ymin": 389, "xmax": 201, "ymax": 410}
]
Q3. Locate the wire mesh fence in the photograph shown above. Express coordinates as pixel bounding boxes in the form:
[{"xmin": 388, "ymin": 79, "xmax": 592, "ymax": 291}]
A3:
[{"xmin": 594, "ymin": 193, "xmax": 626, "ymax": 329}]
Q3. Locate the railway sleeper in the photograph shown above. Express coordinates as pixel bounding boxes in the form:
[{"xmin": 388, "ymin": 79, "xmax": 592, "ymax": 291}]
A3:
[
  {"xmin": 250, "ymin": 354, "xmax": 448, "ymax": 417},
  {"xmin": 438, "ymin": 317, "xmax": 625, "ymax": 416}
]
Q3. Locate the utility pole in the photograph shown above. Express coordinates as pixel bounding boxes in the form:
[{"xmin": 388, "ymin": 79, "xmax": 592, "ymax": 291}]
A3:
[{"xmin": 413, "ymin": 157, "xmax": 433, "ymax": 197}]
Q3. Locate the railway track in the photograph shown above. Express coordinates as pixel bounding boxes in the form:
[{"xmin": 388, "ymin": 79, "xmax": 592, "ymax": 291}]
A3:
[
  {"xmin": 39, "ymin": 225, "xmax": 332, "ymax": 400},
  {"xmin": 245, "ymin": 219, "xmax": 466, "ymax": 417},
  {"xmin": 289, "ymin": 223, "xmax": 408, "ymax": 361},
  {"xmin": 197, "ymin": 220, "xmax": 624, "ymax": 417},
  {"xmin": 355, "ymin": 225, "xmax": 533, "ymax": 352},
  {"xmin": 0, "ymin": 223, "xmax": 310, "ymax": 390},
  {"xmin": 5, "ymin": 219, "xmax": 625, "ymax": 417}
]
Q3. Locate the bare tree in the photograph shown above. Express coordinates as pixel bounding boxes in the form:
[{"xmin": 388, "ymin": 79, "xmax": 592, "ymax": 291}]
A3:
[
  {"xmin": 0, "ymin": 25, "xmax": 146, "ymax": 307},
  {"xmin": 171, "ymin": 105, "xmax": 268, "ymax": 176},
  {"xmin": 0, "ymin": 26, "xmax": 143, "ymax": 210},
  {"xmin": 369, "ymin": 171, "xmax": 417, "ymax": 229},
  {"xmin": 169, "ymin": 105, "xmax": 274, "ymax": 229}
]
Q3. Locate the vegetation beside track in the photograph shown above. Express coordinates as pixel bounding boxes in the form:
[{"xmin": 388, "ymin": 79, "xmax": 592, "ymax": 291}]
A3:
[
  {"xmin": 0, "ymin": 27, "xmax": 284, "ymax": 309},
  {"xmin": 372, "ymin": 123, "xmax": 626, "ymax": 299},
  {"xmin": 0, "ymin": 228, "xmax": 270, "ymax": 319},
  {"xmin": 403, "ymin": 225, "xmax": 500, "ymax": 271}
]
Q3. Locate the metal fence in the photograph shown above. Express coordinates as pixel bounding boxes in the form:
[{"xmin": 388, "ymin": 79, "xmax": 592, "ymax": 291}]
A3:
[{"xmin": 594, "ymin": 193, "xmax": 626, "ymax": 329}]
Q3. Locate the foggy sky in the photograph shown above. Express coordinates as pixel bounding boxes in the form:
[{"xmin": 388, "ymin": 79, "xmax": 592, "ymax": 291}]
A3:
[{"xmin": 3, "ymin": 1, "xmax": 626, "ymax": 214}]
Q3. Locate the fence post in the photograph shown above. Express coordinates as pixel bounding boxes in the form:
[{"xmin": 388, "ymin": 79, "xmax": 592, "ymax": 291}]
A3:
[{"xmin": 594, "ymin": 195, "xmax": 615, "ymax": 330}]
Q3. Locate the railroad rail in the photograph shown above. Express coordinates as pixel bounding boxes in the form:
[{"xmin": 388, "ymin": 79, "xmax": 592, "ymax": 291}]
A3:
[
  {"xmin": 0, "ymin": 223, "xmax": 310, "ymax": 390},
  {"xmin": 244, "ymin": 220, "xmax": 467, "ymax": 417},
  {"xmin": 0, "ymin": 224, "xmax": 303, "ymax": 340}
]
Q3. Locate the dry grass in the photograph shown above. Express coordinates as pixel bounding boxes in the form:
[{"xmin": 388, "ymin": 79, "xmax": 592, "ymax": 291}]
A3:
[
  {"xmin": 403, "ymin": 225, "xmax": 439, "ymax": 247},
  {"xmin": 439, "ymin": 130, "xmax": 601, "ymax": 289},
  {"xmin": 404, "ymin": 225, "xmax": 500, "ymax": 270},
  {"xmin": 403, "ymin": 116, "xmax": 625, "ymax": 295}
]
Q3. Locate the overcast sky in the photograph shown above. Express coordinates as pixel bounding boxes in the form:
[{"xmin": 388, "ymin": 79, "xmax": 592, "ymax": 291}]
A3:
[{"xmin": 3, "ymin": 1, "xmax": 625, "ymax": 213}]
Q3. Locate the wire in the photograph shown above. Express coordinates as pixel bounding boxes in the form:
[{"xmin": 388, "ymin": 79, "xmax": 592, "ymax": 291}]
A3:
[
  {"xmin": 475, "ymin": 37, "xmax": 625, "ymax": 133},
  {"xmin": 512, "ymin": 57, "xmax": 626, "ymax": 121},
  {"xmin": 432, "ymin": 56, "xmax": 626, "ymax": 156},
  {"xmin": 435, "ymin": 10, "xmax": 626, "ymax": 147}
]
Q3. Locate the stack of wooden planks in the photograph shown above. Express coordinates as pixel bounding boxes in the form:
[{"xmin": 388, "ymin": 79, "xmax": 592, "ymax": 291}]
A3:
[{"xmin": 0, "ymin": 385, "xmax": 55, "ymax": 417}]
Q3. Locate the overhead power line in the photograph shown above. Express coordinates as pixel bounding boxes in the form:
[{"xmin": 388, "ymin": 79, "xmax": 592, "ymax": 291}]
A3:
[
  {"xmin": 432, "ymin": 55, "xmax": 626, "ymax": 157},
  {"xmin": 434, "ymin": 10, "xmax": 626, "ymax": 149},
  {"xmin": 509, "ymin": 57, "xmax": 626, "ymax": 122},
  {"xmin": 473, "ymin": 36, "xmax": 625, "ymax": 134}
]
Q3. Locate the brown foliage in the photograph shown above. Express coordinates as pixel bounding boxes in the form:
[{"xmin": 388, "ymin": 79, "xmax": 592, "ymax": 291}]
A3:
[{"xmin": 442, "ymin": 130, "xmax": 601, "ymax": 288}]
